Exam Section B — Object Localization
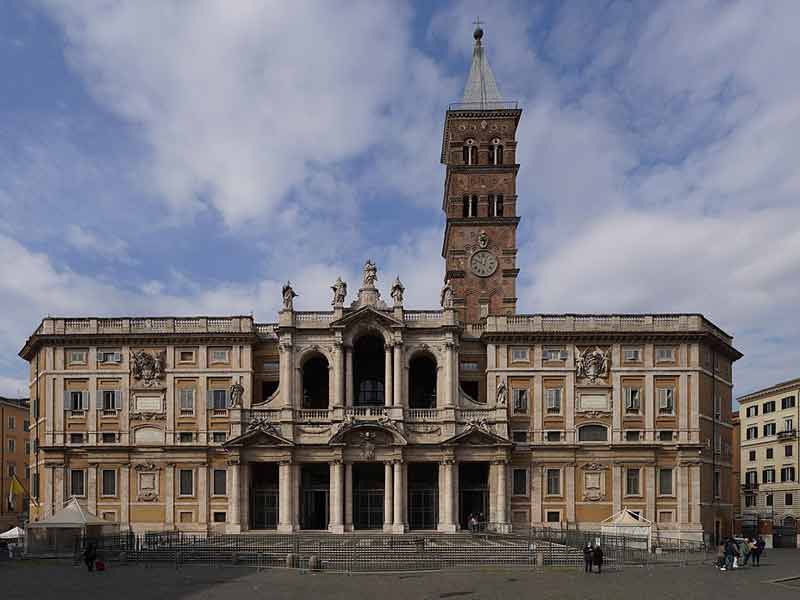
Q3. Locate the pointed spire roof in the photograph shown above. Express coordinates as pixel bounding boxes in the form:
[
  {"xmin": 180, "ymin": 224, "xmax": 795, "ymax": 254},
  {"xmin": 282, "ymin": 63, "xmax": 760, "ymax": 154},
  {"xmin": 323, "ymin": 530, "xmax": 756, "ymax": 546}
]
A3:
[{"xmin": 461, "ymin": 22, "xmax": 503, "ymax": 108}]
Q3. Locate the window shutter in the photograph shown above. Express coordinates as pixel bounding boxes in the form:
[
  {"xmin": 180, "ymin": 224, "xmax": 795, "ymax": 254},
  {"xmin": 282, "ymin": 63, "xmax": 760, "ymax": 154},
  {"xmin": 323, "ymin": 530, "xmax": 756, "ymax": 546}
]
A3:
[
  {"xmin": 560, "ymin": 350, "xmax": 568, "ymax": 360},
  {"xmin": 114, "ymin": 390, "xmax": 121, "ymax": 410},
  {"xmin": 97, "ymin": 390, "xmax": 104, "ymax": 410},
  {"xmin": 114, "ymin": 352, "xmax": 122, "ymax": 363},
  {"xmin": 82, "ymin": 391, "xmax": 89, "ymax": 410},
  {"xmin": 98, "ymin": 353, "xmax": 105, "ymax": 364},
  {"xmin": 207, "ymin": 390, "xmax": 213, "ymax": 410},
  {"xmin": 63, "ymin": 390, "xmax": 69, "ymax": 411},
  {"xmin": 226, "ymin": 389, "xmax": 231, "ymax": 409}
]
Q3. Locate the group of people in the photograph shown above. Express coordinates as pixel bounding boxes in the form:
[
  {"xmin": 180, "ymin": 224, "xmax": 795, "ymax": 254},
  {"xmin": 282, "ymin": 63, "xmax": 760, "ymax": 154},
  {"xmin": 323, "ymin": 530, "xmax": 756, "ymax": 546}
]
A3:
[
  {"xmin": 467, "ymin": 513, "xmax": 486, "ymax": 533},
  {"xmin": 582, "ymin": 543, "xmax": 604, "ymax": 574},
  {"xmin": 716, "ymin": 536, "xmax": 765, "ymax": 571}
]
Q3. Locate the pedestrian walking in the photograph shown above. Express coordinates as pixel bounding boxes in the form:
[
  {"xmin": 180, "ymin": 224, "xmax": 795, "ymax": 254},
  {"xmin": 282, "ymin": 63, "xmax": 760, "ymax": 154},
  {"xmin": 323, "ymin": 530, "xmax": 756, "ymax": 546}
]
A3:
[
  {"xmin": 753, "ymin": 535, "xmax": 765, "ymax": 566},
  {"xmin": 583, "ymin": 543, "xmax": 593, "ymax": 573},
  {"xmin": 593, "ymin": 544, "xmax": 604, "ymax": 574},
  {"xmin": 740, "ymin": 538, "xmax": 751, "ymax": 566},
  {"xmin": 83, "ymin": 541, "xmax": 97, "ymax": 573}
]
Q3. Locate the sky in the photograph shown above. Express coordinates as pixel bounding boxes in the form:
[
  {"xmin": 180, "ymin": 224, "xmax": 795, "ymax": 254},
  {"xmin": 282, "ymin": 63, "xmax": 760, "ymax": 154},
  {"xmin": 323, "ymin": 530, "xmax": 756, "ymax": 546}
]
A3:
[{"xmin": 1, "ymin": 0, "xmax": 799, "ymax": 401}]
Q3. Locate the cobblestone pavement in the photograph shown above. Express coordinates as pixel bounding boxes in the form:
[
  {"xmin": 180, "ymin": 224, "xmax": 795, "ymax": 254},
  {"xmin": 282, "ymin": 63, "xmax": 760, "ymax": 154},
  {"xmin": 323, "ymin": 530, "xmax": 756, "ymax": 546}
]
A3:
[{"xmin": 5, "ymin": 550, "xmax": 799, "ymax": 600}]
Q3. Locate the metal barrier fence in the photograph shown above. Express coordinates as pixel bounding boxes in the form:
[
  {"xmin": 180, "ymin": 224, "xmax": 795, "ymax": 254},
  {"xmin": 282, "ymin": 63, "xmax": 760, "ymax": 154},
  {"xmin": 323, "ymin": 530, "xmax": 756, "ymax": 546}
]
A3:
[{"xmin": 76, "ymin": 528, "xmax": 712, "ymax": 573}]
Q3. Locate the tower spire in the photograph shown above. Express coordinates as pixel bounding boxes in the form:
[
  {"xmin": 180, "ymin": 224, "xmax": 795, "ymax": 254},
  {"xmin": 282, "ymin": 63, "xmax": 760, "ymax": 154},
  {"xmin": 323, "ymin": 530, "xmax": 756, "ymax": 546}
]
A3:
[{"xmin": 462, "ymin": 20, "xmax": 503, "ymax": 108}]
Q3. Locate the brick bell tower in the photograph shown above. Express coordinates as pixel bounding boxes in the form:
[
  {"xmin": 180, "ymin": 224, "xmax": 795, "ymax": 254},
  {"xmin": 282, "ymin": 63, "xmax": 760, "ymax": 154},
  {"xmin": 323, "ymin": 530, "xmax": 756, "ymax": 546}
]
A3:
[{"xmin": 440, "ymin": 23, "xmax": 522, "ymax": 324}]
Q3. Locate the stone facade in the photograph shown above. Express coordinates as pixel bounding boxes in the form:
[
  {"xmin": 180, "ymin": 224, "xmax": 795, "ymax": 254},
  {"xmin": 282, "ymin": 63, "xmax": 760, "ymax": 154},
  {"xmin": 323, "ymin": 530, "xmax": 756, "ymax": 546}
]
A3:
[
  {"xmin": 19, "ymin": 26, "xmax": 742, "ymax": 542},
  {"xmin": 1, "ymin": 397, "xmax": 30, "ymax": 530}
]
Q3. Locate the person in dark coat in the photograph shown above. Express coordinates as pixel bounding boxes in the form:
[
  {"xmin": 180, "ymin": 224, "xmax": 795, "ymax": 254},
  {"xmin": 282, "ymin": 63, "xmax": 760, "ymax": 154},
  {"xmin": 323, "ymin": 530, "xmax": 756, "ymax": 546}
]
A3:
[
  {"xmin": 753, "ymin": 535, "xmax": 765, "ymax": 566},
  {"xmin": 593, "ymin": 545, "xmax": 604, "ymax": 574},
  {"xmin": 583, "ymin": 544, "xmax": 594, "ymax": 573},
  {"xmin": 83, "ymin": 542, "xmax": 97, "ymax": 572}
]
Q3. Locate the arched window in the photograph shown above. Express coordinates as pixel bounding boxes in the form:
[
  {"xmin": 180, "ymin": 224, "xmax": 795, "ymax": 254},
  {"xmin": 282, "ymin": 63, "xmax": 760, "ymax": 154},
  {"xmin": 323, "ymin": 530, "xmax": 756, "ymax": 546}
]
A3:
[
  {"xmin": 470, "ymin": 195, "xmax": 478, "ymax": 217},
  {"xmin": 409, "ymin": 355, "xmax": 437, "ymax": 409},
  {"xmin": 490, "ymin": 194, "xmax": 504, "ymax": 217},
  {"xmin": 302, "ymin": 355, "xmax": 329, "ymax": 409},
  {"xmin": 462, "ymin": 195, "xmax": 470, "ymax": 218},
  {"xmin": 353, "ymin": 335, "xmax": 385, "ymax": 406},
  {"xmin": 491, "ymin": 138, "xmax": 504, "ymax": 165},
  {"xmin": 578, "ymin": 425, "xmax": 608, "ymax": 442},
  {"xmin": 463, "ymin": 139, "xmax": 476, "ymax": 165}
]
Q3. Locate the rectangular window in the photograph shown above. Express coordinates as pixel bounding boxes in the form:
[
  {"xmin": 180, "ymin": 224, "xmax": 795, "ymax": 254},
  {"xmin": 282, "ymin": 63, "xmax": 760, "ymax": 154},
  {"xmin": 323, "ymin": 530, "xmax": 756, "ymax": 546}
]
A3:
[
  {"xmin": 745, "ymin": 471, "xmax": 757, "ymax": 486},
  {"xmin": 97, "ymin": 350, "xmax": 122, "ymax": 364},
  {"xmin": 786, "ymin": 445, "xmax": 794, "ymax": 457},
  {"xmin": 749, "ymin": 450, "xmax": 756, "ymax": 461},
  {"xmin": 460, "ymin": 362, "xmax": 479, "ymax": 371},
  {"xmin": 781, "ymin": 466, "xmax": 796, "ymax": 482},
  {"xmin": 102, "ymin": 390, "xmax": 118, "ymax": 412},
  {"xmin": 68, "ymin": 349, "xmax": 87, "ymax": 364},
  {"xmin": 782, "ymin": 396, "xmax": 796, "ymax": 410},
  {"xmin": 745, "ymin": 495, "xmax": 756, "ymax": 508},
  {"xmin": 657, "ymin": 388, "xmax": 675, "ymax": 415},
  {"xmin": 766, "ymin": 494, "xmax": 773, "ymax": 507},
  {"xmin": 546, "ymin": 431, "xmax": 561, "ymax": 442},
  {"xmin": 101, "ymin": 432, "xmax": 117, "ymax": 444},
  {"xmin": 655, "ymin": 347, "xmax": 675, "ymax": 362},
  {"xmin": 623, "ymin": 348, "xmax": 642, "ymax": 362},
  {"xmin": 546, "ymin": 511, "xmax": 560, "ymax": 523},
  {"xmin": 69, "ymin": 390, "xmax": 85, "ymax": 412},
  {"xmin": 658, "ymin": 430, "xmax": 674, "ymax": 442},
  {"xmin": 212, "ymin": 389, "xmax": 228, "ymax": 410},
  {"xmin": 212, "ymin": 431, "xmax": 227, "ymax": 444},
  {"xmin": 512, "ymin": 430, "xmax": 528, "ymax": 444},
  {"xmin": 510, "ymin": 347, "xmax": 529, "ymax": 363},
  {"xmin": 23, "ymin": 420, "xmax": 29, "ymax": 432},
  {"xmin": 624, "ymin": 388, "xmax": 641, "ymax": 414},
  {"xmin": 70, "ymin": 432, "xmax": 84, "ymax": 444},
  {"xmin": 512, "ymin": 469, "xmax": 528, "ymax": 496},
  {"xmin": 209, "ymin": 348, "xmax": 230, "ymax": 364},
  {"xmin": 8, "ymin": 439, "xmax": 15, "ymax": 452},
  {"xmin": 179, "ymin": 469, "xmax": 194, "ymax": 496},
  {"xmin": 545, "ymin": 388, "xmax": 562, "ymax": 414},
  {"xmin": 767, "ymin": 448, "xmax": 774, "ymax": 459},
  {"xmin": 179, "ymin": 511, "xmax": 193, "ymax": 523},
  {"xmin": 178, "ymin": 350, "xmax": 195, "ymax": 363},
  {"xmin": 102, "ymin": 469, "xmax": 116, "ymax": 496},
  {"xmin": 70, "ymin": 469, "xmax": 85, "ymax": 497},
  {"xmin": 714, "ymin": 469, "xmax": 721, "ymax": 498},
  {"xmin": 542, "ymin": 348, "xmax": 567, "ymax": 362},
  {"xmin": 263, "ymin": 360, "xmax": 279, "ymax": 372},
  {"xmin": 626, "ymin": 468, "xmax": 640, "ymax": 496},
  {"xmin": 714, "ymin": 394, "xmax": 722, "ymax": 420},
  {"xmin": 25, "ymin": 441, "xmax": 30, "ymax": 455},
  {"xmin": 762, "ymin": 469, "xmax": 775, "ymax": 484},
  {"xmin": 746, "ymin": 426, "xmax": 758, "ymax": 440},
  {"xmin": 546, "ymin": 469, "xmax": 561, "ymax": 496},
  {"xmin": 658, "ymin": 511, "xmax": 674, "ymax": 523},
  {"xmin": 213, "ymin": 511, "xmax": 227, "ymax": 523},
  {"xmin": 179, "ymin": 389, "xmax": 195, "ymax": 415},
  {"xmin": 625, "ymin": 430, "xmax": 641, "ymax": 442},
  {"xmin": 784, "ymin": 418, "xmax": 794, "ymax": 432},
  {"xmin": 745, "ymin": 405, "xmax": 758, "ymax": 418},
  {"xmin": 33, "ymin": 472, "xmax": 40, "ymax": 498},
  {"xmin": 179, "ymin": 432, "xmax": 194, "ymax": 444},
  {"xmin": 213, "ymin": 469, "xmax": 227, "ymax": 496},
  {"xmin": 658, "ymin": 469, "xmax": 673, "ymax": 495},
  {"xmin": 763, "ymin": 423, "xmax": 776, "ymax": 436},
  {"xmin": 512, "ymin": 389, "xmax": 529, "ymax": 414},
  {"xmin": 7, "ymin": 416, "xmax": 15, "ymax": 430},
  {"xmin": 787, "ymin": 494, "xmax": 794, "ymax": 506},
  {"xmin": 763, "ymin": 401, "xmax": 776, "ymax": 414}
]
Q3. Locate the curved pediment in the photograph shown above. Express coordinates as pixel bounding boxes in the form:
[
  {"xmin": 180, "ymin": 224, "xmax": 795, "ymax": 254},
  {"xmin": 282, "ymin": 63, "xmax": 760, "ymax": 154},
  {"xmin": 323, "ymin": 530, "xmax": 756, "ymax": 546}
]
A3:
[{"xmin": 328, "ymin": 420, "xmax": 407, "ymax": 446}]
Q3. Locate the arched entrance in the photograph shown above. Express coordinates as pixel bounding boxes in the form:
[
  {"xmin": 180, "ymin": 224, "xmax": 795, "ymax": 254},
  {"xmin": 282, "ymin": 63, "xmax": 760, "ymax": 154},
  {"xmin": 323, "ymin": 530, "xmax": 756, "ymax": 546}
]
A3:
[
  {"xmin": 409, "ymin": 354, "xmax": 437, "ymax": 408},
  {"xmin": 302, "ymin": 354, "xmax": 329, "ymax": 409},
  {"xmin": 353, "ymin": 335, "xmax": 385, "ymax": 406}
]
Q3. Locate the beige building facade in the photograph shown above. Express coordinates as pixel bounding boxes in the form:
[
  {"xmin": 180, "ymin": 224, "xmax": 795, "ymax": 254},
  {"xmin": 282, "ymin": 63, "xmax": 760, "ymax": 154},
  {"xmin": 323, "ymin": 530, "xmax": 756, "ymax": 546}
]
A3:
[
  {"xmin": 738, "ymin": 377, "xmax": 799, "ymax": 545},
  {"xmin": 20, "ymin": 26, "xmax": 742, "ymax": 543}
]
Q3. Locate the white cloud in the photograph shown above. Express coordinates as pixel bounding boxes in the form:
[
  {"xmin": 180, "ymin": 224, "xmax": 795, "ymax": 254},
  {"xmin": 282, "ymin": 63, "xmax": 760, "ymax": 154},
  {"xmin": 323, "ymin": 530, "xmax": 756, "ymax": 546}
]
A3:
[
  {"xmin": 66, "ymin": 224, "xmax": 136, "ymax": 265},
  {"xmin": 0, "ymin": 375, "xmax": 28, "ymax": 399}
]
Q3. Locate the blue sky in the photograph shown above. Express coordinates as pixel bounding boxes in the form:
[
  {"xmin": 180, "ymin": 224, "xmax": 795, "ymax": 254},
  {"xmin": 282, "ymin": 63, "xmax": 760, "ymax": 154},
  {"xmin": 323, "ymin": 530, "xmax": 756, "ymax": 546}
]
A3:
[{"xmin": 1, "ymin": 1, "xmax": 799, "ymax": 399}]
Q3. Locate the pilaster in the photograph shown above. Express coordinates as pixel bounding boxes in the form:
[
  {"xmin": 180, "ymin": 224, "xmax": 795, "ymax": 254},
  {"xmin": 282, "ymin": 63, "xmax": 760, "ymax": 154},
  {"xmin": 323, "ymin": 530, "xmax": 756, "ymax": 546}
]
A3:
[
  {"xmin": 385, "ymin": 344, "xmax": 394, "ymax": 407},
  {"xmin": 645, "ymin": 374, "xmax": 655, "ymax": 441},
  {"xmin": 165, "ymin": 464, "xmax": 175, "ymax": 528},
  {"xmin": 392, "ymin": 460, "xmax": 406, "ymax": 533},
  {"xmin": 278, "ymin": 460, "xmax": 294, "ymax": 532},
  {"xmin": 393, "ymin": 343, "xmax": 403, "ymax": 407},
  {"xmin": 227, "ymin": 459, "xmax": 241, "ymax": 533},
  {"xmin": 384, "ymin": 461, "xmax": 394, "ymax": 531},
  {"xmin": 120, "ymin": 465, "xmax": 130, "ymax": 530},
  {"xmin": 329, "ymin": 460, "xmax": 344, "ymax": 533},
  {"xmin": 565, "ymin": 464, "xmax": 576, "ymax": 523}
]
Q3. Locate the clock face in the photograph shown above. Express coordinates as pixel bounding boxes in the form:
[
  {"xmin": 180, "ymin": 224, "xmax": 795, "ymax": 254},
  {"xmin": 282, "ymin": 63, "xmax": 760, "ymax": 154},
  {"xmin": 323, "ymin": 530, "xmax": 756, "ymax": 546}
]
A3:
[{"xmin": 470, "ymin": 250, "xmax": 498, "ymax": 277}]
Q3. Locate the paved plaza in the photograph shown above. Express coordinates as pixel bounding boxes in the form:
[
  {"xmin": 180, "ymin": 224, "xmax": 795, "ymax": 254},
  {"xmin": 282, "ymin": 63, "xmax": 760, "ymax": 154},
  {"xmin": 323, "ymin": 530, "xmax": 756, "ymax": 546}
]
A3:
[{"xmin": 4, "ymin": 550, "xmax": 799, "ymax": 600}]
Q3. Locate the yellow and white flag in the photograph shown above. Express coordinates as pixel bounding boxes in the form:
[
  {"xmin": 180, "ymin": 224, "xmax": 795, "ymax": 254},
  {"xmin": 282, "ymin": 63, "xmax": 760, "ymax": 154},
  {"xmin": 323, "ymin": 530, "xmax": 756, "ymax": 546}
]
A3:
[{"xmin": 8, "ymin": 474, "xmax": 25, "ymax": 510}]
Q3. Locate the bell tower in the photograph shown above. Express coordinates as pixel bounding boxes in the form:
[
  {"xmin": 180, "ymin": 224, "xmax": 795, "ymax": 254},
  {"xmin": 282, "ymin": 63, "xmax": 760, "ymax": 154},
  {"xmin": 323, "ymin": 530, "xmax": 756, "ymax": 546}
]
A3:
[{"xmin": 440, "ymin": 23, "xmax": 522, "ymax": 324}]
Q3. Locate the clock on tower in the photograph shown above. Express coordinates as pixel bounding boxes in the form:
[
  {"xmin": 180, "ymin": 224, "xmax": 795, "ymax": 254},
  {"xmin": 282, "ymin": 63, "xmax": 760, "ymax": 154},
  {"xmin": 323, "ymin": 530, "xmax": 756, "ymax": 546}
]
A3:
[{"xmin": 440, "ymin": 24, "xmax": 522, "ymax": 324}]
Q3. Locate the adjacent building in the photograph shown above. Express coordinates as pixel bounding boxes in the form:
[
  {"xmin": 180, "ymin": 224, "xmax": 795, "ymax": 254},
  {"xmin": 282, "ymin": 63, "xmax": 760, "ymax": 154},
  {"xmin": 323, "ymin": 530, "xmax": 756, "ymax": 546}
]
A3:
[
  {"xmin": 738, "ymin": 377, "xmax": 799, "ymax": 547},
  {"xmin": 20, "ymin": 26, "xmax": 741, "ymax": 543},
  {"xmin": 1, "ymin": 396, "xmax": 30, "ymax": 530}
]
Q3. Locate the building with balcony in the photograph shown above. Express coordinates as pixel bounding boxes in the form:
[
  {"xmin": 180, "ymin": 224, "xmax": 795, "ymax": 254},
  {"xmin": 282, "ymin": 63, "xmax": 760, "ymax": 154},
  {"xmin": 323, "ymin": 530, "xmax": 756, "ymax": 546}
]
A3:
[
  {"xmin": 19, "ymin": 25, "xmax": 742, "ymax": 542},
  {"xmin": 738, "ymin": 377, "xmax": 800, "ymax": 546}
]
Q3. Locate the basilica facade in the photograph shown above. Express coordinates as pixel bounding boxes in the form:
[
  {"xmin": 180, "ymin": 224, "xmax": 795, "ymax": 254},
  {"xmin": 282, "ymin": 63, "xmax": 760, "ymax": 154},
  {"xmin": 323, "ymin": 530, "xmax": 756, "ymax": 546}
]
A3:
[{"xmin": 21, "ymin": 27, "xmax": 741, "ymax": 542}]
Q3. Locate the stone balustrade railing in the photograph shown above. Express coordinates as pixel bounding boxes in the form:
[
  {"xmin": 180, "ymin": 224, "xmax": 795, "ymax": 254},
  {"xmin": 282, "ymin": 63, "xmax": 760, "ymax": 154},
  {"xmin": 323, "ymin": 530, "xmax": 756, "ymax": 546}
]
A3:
[
  {"xmin": 488, "ymin": 314, "xmax": 733, "ymax": 344},
  {"xmin": 39, "ymin": 316, "xmax": 255, "ymax": 335},
  {"xmin": 296, "ymin": 409, "xmax": 330, "ymax": 422},
  {"xmin": 241, "ymin": 407, "xmax": 497, "ymax": 427},
  {"xmin": 405, "ymin": 311, "xmax": 444, "ymax": 321},
  {"xmin": 294, "ymin": 312, "xmax": 335, "ymax": 323},
  {"xmin": 406, "ymin": 408, "xmax": 440, "ymax": 421}
]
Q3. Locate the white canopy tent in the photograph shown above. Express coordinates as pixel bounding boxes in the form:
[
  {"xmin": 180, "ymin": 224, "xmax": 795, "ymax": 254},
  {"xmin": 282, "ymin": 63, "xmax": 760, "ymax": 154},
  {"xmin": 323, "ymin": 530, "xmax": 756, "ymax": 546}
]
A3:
[
  {"xmin": 0, "ymin": 526, "xmax": 24, "ymax": 540},
  {"xmin": 27, "ymin": 497, "xmax": 118, "ymax": 556},
  {"xmin": 601, "ymin": 508, "xmax": 652, "ymax": 550}
]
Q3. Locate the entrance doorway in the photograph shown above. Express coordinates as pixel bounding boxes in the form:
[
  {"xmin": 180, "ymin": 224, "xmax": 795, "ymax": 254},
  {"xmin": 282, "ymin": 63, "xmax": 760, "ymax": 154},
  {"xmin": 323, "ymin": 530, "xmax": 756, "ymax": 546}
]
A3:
[
  {"xmin": 250, "ymin": 463, "xmax": 279, "ymax": 530},
  {"xmin": 459, "ymin": 462, "xmax": 489, "ymax": 530},
  {"xmin": 407, "ymin": 463, "xmax": 438, "ymax": 530},
  {"xmin": 353, "ymin": 463, "xmax": 384, "ymax": 529},
  {"xmin": 300, "ymin": 464, "xmax": 330, "ymax": 530}
]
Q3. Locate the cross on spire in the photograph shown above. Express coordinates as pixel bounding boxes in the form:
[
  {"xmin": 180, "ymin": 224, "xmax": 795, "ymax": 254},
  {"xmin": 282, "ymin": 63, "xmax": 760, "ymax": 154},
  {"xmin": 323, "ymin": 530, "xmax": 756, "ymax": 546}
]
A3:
[{"xmin": 473, "ymin": 17, "xmax": 483, "ymax": 29}]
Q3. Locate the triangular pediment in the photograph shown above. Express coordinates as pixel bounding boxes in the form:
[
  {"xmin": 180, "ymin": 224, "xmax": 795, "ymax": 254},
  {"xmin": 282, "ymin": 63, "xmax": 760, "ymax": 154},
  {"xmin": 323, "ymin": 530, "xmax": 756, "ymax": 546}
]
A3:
[
  {"xmin": 330, "ymin": 305, "xmax": 403, "ymax": 329},
  {"xmin": 223, "ymin": 425, "xmax": 294, "ymax": 448},
  {"xmin": 443, "ymin": 426, "xmax": 512, "ymax": 447}
]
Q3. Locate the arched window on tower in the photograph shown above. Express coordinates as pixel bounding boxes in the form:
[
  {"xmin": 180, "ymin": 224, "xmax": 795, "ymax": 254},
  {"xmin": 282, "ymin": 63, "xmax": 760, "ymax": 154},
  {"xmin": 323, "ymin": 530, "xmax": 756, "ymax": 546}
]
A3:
[
  {"xmin": 491, "ymin": 138, "xmax": 504, "ymax": 165},
  {"xmin": 492, "ymin": 194, "xmax": 504, "ymax": 217},
  {"xmin": 463, "ymin": 139, "xmax": 476, "ymax": 165},
  {"xmin": 470, "ymin": 195, "xmax": 478, "ymax": 217},
  {"xmin": 462, "ymin": 195, "xmax": 470, "ymax": 218}
]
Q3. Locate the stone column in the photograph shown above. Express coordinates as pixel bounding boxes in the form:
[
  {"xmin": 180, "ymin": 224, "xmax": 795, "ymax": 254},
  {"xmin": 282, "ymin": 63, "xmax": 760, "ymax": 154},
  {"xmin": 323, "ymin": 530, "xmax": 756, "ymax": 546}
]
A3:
[
  {"xmin": 612, "ymin": 464, "xmax": 622, "ymax": 514},
  {"xmin": 198, "ymin": 465, "xmax": 208, "ymax": 527},
  {"xmin": 530, "ymin": 465, "xmax": 542, "ymax": 526},
  {"xmin": 645, "ymin": 374, "xmax": 655, "ymax": 441},
  {"xmin": 565, "ymin": 465, "xmax": 576, "ymax": 523},
  {"xmin": 384, "ymin": 344, "xmax": 393, "ymax": 407},
  {"xmin": 333, "ymin": 344, "xmax": 343, "ymax": 407},
  {"xmin": 393, "ymin": 343, "xmax": 403, "ymax": 407},
  {"xmin": 227, "ymin": 460, "xmax": 241, "ymax": 533},
  {"xmin": 496, "ymin": 460, "xmax": 508, "ymax": 531},
  {"xmin": 438, "ymin": 459, "xmax": 456, "ymax": 532},
  {"xmin": 384, "ymin": 461, "xmax": 394, "ymax": 531},
  {"xmin": 278, "ymin": 460, "xmax": 293, "ymax": 532},
  {"xmin": 120, "ymin": 465, "xmax": 130, "ymax": 530},
  {"xmin": 329, "ymin": 461, "xmax": 344, "ymax": 533},
  {"xmin": 345, "ymin": 347, "xmax": 354, "ymax": 407},
  {"xmin": 87, "ymin": 465, "xmax": 97, "ymax": 514},
  {"xmin": 444, "ymin": 342, "xmax": 455, "ymax": 407},
  {"xmin": 292, "ymin": 462, "xmax": 301, "ymax": 529},
  {"xmin": 165, "ymin": 465, "xmax": 175, "ymax": 529},
  {"xmin": 392, "ymin": 460, "xmax": 405, "ymax": 532},
  {"xmin": 344, "ymin": 462, "xmax": 353, "ymax": 531}
]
